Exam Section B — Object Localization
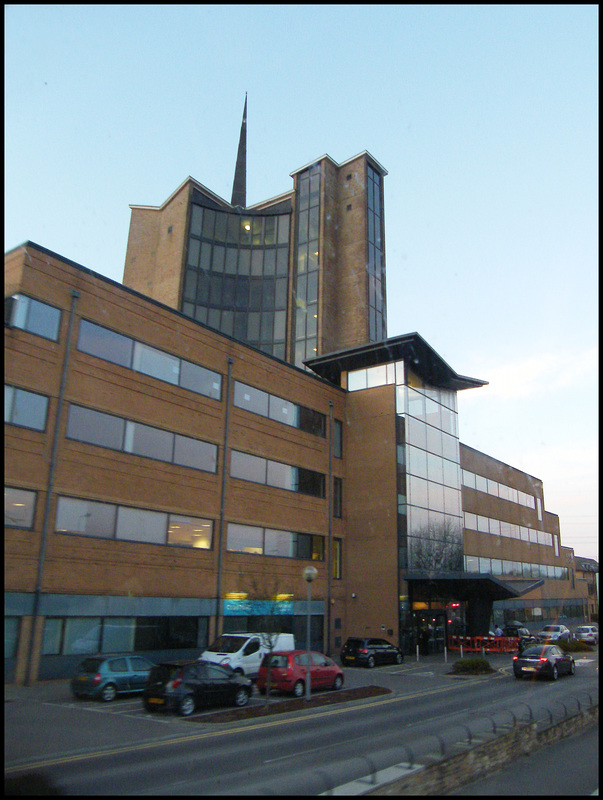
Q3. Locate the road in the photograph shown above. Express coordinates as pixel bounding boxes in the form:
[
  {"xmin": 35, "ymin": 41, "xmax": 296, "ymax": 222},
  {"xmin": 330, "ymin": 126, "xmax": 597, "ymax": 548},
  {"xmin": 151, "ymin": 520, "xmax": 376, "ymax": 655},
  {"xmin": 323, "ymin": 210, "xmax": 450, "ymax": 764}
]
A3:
[{"xmin": 5, "ymin": 651, "xmax": 598, "ymax": 795}]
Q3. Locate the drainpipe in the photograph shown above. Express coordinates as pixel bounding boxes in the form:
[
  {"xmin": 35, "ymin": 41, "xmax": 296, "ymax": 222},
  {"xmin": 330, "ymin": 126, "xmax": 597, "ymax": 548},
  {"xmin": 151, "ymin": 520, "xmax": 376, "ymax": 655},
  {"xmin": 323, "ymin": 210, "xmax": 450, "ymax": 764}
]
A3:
[
  {"xmin": 215, "ymin": 357, "xmax": 234, "ymax": 639},
  {"xmin": 326, "ymin": 401, "xmax": 334, "ymax": 655},
  {"xmin": 26, "ymin": 289, "xmax": 79, "ymax": 685}
]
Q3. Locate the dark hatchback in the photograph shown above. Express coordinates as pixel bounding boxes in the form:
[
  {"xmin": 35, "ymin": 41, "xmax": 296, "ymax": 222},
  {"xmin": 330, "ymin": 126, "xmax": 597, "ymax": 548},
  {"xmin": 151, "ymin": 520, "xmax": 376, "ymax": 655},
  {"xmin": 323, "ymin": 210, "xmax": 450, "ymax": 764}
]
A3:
[
  {"xmin": 143, "ymin": 659, "xmax": 252, "ymax": 716},
  {"xmin": 71, "ymin": 655, "xmax": 155, "ymax": 702},
  {"xmin": 341, "ymin": 637, "xmax": 404, "ymax": 668},
  {"xmin": 513, "ymin": 644, "xmax": 575, "ymax": 681}
]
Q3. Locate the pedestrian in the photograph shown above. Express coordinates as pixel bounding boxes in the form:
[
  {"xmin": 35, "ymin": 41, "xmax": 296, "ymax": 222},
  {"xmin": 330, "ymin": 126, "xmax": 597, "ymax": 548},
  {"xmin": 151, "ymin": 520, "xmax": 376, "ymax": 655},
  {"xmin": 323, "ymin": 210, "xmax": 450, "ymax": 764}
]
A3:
[{"xmin": 494, "ymin": 624, "xmax": 503, "ymax": 637}]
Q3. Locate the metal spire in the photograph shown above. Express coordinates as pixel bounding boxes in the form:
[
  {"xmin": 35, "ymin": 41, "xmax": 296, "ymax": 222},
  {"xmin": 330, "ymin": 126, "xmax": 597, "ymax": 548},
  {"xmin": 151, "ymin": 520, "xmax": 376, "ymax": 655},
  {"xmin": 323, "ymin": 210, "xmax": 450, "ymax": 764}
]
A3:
[{"xmin": 231, "ymin": 94, "xmax": 247, "ymax": 208}]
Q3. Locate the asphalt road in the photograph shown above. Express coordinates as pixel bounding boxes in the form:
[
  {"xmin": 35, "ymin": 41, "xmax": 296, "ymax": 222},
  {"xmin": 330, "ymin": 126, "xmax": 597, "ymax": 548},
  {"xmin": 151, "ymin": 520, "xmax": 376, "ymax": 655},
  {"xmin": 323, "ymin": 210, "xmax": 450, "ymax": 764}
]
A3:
[{"xmin": 5, "ymin": 650, "xmax": 599, "ymax": 795}]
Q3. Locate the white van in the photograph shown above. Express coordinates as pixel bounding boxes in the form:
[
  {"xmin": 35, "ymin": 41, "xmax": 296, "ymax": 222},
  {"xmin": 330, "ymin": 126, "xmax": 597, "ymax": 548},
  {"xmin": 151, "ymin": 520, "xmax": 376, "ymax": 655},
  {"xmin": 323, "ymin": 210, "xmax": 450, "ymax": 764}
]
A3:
[{"xmin": 200, "ymin": 632, "xmax": 295, "ymax": 678}]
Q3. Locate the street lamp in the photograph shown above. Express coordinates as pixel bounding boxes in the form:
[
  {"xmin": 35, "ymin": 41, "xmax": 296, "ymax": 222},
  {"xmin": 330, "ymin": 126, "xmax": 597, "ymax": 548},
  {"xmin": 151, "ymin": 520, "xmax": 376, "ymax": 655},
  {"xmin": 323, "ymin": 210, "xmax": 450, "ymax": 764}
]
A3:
[{"xmin": 302, "ymin": 565, "xmax": 318, "ymax": 701}]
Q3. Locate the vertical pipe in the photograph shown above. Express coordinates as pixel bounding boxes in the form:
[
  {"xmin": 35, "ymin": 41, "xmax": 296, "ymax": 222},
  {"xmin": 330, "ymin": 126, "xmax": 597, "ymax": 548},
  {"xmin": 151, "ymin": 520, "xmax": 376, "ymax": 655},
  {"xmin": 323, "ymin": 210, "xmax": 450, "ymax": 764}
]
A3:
[
  {"xmin": 215, "ymin": 356, "xmax": 233, "ymax": 639},
  {"xmin": 306, "ymin": 579, "xmax": 312, "ymax": 701},
  {"xmin": 326, "ymin": 400, "xmax": 333, "ymax": 656},
  {"xmin": 26, "ymin": 289, "xmax": 79, "ymax": 685}
]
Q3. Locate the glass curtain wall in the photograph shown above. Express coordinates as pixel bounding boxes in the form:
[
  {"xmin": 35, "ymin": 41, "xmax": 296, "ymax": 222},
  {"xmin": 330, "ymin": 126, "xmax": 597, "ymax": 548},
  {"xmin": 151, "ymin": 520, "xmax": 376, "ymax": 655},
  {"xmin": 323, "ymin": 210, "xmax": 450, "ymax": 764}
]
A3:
[
  {"xmin": 182, "ymin": 203, "xmax": 290, "ymax": 359},
  {"xmin": 395, "ymin": 372, "xmax": 463, "ymax": 573},
  {"xmin": 366, "ymin": 164, "xmax": 387, "ymax": 341},
  {"xmin": 293, "ymin": 165, "xmax": 320, "ymax": 368}
]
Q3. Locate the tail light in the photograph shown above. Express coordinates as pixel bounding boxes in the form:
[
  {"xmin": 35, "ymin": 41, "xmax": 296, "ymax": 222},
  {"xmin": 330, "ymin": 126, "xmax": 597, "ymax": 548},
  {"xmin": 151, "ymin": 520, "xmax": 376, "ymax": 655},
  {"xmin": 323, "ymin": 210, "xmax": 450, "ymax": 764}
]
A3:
[
  {"xmin": 512, "ymin": 656, "xmax": 518, "ymax": 661},
  {"xmin": 359, "ymin": 648, "xmax": 368, "ymax": 654},
  {"xmin": 93, "ymin": 673, "xmax": 101, "ymax": 684},
  {"xmin": 539, "ymin": 657, "xmax": 548, "ymax": 663}
]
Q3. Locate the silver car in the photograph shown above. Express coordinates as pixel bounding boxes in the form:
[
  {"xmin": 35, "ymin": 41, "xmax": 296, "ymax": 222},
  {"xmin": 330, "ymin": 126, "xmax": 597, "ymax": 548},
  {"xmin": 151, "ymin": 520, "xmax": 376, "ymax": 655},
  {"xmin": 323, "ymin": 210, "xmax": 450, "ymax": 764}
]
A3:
[
  {"xmin": 574, "ymin": 625, "xmax": 598, "ymax": 645},
  {"xmin": 537, "ymin": 624, "xmax": 570, "ymax": 643}
]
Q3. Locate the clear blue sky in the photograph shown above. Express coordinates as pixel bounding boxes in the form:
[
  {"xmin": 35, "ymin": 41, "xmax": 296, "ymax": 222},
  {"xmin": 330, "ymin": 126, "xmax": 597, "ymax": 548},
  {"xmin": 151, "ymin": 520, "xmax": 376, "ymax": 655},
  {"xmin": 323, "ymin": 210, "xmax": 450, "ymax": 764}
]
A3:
[{"xmin": 5, "ymin": 5, "xmax": 598, "ymax": 560}]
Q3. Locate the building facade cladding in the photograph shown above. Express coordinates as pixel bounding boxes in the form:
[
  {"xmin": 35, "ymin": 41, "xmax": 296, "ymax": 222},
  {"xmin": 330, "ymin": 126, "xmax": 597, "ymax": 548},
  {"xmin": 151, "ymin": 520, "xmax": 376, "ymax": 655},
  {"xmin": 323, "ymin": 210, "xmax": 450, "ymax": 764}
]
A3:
[
  {"xmin": 4, "ymin": 244, "xmax": 346, "ymax": 683},
  {"xmin": 123, "ymin": 152, "xmax": 387, "ymax": 372}
]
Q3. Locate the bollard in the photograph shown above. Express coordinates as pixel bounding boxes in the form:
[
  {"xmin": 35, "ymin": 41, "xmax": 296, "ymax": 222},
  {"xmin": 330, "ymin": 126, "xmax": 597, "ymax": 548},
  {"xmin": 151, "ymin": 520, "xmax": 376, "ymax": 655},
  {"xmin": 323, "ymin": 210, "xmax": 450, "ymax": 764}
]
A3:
[
  {"xmin": 460, "ymin": 644, "xmax": 463, "ymax": 659},
  {"xmin": 444, "ymin": 645, "xmax": 447, "ymax": 663},
  {"xmin": 416, "ymin": 644, "xmax": 420, "ymax": 662}
]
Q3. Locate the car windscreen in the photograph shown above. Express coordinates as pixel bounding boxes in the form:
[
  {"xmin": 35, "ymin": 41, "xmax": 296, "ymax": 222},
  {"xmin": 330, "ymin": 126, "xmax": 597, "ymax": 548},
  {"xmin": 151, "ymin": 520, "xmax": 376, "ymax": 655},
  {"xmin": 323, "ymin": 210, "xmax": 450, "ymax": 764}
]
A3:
[
  {"xmin": 206, "ymin": 635, "xmax": 246, "ymax": 653},
  {"xmin": 575, "ymin": 627, "xmax": 589, "ymax": 633}
]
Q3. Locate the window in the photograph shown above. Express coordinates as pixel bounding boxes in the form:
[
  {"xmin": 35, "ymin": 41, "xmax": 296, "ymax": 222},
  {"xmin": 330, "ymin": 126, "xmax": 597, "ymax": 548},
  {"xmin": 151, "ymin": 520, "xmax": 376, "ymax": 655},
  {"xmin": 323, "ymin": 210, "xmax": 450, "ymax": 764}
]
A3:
[
  {"xmin": 55, "ymin": 497, "xmax": 116, "ymax": 538},
  {"xmin": 67, "ymin": 405, "xmax": 125, "ymax": 450},
  {"xmin": 116, "ymin": 507, "xmax": 168, "ymax": 545},
  {"xmin": 8, "ymin": 294, "xmax": 61, "ymax": 340},
  {"xmin": 78, "ymin": 320, "xmax": 133, "ymax": 367},
  {"xmin": 167, "ymin": 515, "xmax": 212, "ymax": 549},
  {"xmin": 230, "ymin": 450, "xmax": 326, "ymax": 498},
  {"xmin": 333, "ymin": 419, "xmax": 343, "ymax": 458},
  {"xmin": 133, "ymin": 342, "xmax": 180, "ymax": 385},
  {"xmin": 66, "ymin": 404, "xmax": 217, "ymax": 473},
  {"xmin": 77, "ymin": 319, "xmax": 222, "ymax": 400},
  {"xmin": 5, "ymin": 385, "xmax": 48, "ymax": 431},
  {"xmin": 5, "ymin": 487, "xmax": 36, "ymax": 529},
  {"xmin": 333, "ymin": 477, "xmax": 343, "ymax": 518},
  {"xmin": 332, "ymin": 538, "xmax": 342, "ymax": 579},
  {"xmin": 234, "ymin": 380, "xmax": 326, "ymax": 437},
  {"xmin": 226, "ymin": 522, "xmax": 325, "ymax": 561}
]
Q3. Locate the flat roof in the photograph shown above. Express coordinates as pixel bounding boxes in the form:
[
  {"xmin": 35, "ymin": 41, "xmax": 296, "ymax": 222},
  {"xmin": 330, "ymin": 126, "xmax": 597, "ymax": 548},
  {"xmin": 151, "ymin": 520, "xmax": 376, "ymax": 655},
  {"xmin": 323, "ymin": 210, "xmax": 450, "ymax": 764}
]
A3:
[{"xmin": 305, "ymin": 333, "xmax": 487, "ymax": 391}]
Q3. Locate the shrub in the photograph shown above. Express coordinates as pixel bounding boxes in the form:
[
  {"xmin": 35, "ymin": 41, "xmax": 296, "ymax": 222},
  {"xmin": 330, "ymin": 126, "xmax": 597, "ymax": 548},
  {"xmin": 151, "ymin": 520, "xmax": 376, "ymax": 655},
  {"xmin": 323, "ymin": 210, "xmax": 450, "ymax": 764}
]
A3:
[
  {"xmin": 558, "ymin": 639, "xmax": 593, "ymax": 653},
  {"xmin": 451, "ymin": 657, "xmax": 495, "ymax": 675}
]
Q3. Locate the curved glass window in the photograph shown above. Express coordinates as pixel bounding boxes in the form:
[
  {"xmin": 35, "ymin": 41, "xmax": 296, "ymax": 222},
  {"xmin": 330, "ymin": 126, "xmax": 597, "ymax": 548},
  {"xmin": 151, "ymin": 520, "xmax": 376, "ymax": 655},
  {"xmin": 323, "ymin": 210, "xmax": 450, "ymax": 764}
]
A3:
[{"xmin": 183, "ymin": 203, "xmax": 290, "ymax": 359}]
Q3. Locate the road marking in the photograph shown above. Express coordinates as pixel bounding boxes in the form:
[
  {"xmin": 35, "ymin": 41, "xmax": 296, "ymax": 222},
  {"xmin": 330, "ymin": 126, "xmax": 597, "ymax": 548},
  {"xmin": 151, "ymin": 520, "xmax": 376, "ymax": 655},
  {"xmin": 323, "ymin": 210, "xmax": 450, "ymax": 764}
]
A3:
[{"xmin": 4, "ymin": 677, "xmax": 492, "ymax": 775}]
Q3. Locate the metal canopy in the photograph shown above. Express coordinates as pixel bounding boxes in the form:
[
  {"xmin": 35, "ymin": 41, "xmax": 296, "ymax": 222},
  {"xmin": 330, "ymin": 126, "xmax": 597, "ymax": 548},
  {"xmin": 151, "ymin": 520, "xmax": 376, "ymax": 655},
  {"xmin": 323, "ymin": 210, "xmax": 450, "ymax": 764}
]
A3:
[
  {"xmin": 305, "ymin": 333, "xmax": 487, "ymax": 391},
  {"xmin": 405, "ymin": 571, "xmax": 544, "ymax": 603}
]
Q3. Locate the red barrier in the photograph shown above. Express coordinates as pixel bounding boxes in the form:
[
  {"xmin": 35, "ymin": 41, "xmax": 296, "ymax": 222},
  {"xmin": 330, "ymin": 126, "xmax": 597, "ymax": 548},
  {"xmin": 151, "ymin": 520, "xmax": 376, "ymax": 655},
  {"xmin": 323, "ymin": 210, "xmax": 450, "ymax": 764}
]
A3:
[{"xmin": 447, "ymin": 635, "xmax": 519, "ymax": 653}]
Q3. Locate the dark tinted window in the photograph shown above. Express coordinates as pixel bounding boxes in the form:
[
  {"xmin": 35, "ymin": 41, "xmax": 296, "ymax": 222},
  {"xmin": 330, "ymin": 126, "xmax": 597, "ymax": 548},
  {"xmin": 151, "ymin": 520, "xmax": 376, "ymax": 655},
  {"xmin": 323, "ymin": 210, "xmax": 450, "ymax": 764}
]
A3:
[
  {"xmin": 80, "ymin": 658, "xmax": 104, "ymax": 673},
  {"xmin": 108, "ymin": 658, "xmax": 128, "ymax": 672}
]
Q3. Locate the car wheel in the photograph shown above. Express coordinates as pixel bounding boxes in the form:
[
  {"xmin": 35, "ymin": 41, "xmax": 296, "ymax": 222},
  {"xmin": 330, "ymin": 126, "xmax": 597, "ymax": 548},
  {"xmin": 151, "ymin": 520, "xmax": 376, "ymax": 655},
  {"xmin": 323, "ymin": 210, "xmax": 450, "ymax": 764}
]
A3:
[
  {"xmin": 234, "ymin": 688, "xmax": 250, "ymax": 707},
  {"xmin": 570, "ymin": 660, "xmax": 576, "ymax": 675},
  {"xmin": 395, "ymin": 653, "xmax": 403, "ymax": 664},
  {"xmin": 258, "ymin": 687, "xmax": 266, "ymax": 696},
  {"xmin": 332, "ymin": 675, "xmax": 343, "ymax": 691},
  {"xmin": 293, "ymin": 680, "xmax": 305, "ymax": 698},
  {"xmin": 100, "ymin": 683, "xmax": 117, "ymax": 702},
  {"xmin": 551, "ymin": 665, "xmax": 558, "ymax": 681},
  {"xmin": 178, "ymin": 694, "xmax": 196, "ymax": 716},
  {"xmin": 514, "ymin": 672, "xmax": 522, "ymax": 680},
  {"xmin": 233, "ymin": 668, "xmax": 244, "ymax": 676},
  {"xmin": 367, "ymin": 656, "xmax": 375, "ymax": 669}
]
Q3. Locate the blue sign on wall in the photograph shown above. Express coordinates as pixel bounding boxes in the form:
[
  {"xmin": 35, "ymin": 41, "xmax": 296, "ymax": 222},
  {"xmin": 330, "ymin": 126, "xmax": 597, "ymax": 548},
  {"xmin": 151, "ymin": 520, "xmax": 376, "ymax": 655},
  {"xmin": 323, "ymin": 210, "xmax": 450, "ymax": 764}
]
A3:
[{"xmin": 224, "ymin": 599, "xmax": 293, "ymax": 616}]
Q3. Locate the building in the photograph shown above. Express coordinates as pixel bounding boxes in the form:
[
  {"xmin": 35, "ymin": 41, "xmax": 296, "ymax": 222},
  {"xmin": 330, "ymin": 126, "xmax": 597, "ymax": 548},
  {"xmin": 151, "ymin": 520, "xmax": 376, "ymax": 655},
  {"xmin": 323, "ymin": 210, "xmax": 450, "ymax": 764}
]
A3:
[
  {"xmin": 5, "ymin": 102, "xmax": 594, "ymax": 683},
  {"xmin": 574, "ymin": 557, "xmax": 599, "ymax": 622}
]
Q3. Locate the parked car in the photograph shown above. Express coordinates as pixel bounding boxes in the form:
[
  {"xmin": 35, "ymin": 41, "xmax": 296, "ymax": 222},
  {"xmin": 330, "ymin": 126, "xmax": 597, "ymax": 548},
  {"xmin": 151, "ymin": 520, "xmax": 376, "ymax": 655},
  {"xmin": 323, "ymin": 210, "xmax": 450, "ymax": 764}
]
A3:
[
  {"xmin": 537, "ymin": 624, "xmax": 571, "ymax": 643},
  {"xmin": 340, "ymin": 637, "xmax": 404, "ymax": 668},
  {"xmin": 513, "ymin": 644, "xmax": 575, "ymax": 680},
  {"xmin": 256, "ymin": 650, "xmax": 343, "ymax": 697},
  {"xmin": 574, "ymin": 625, "xmax": 598, "ymax": 645},
  {"xmin": 200, "ymin": 632, "xmax": 295, "ymax": 678},
  {"xmin": 501, "ymin": 625, "xmax": 536, "ymax": 651},
  {"xmin": 143, "ymin": 659, "xmax": 252, "ymax": 716},
  {"xmin": 71, "ymin": 654, "xmax": 155, "ymax": 702}
]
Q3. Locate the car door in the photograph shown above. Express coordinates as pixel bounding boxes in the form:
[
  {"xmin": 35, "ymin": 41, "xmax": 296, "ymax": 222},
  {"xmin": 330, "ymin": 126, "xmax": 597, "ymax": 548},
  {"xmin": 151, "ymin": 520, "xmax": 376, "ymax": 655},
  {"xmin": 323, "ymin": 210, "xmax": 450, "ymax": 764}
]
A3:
[
  {"xmin": 367, "ymin": 639, "xmax": 382, "ymax": 665},
  {"xmin": 127, "ymin": 656, "xmax": 153, "ymax": 692},
  {"xmin": 203, "ymin": 664, "xmax": 232, "ymax": 705},
  {"xmin": 309, "ymin": 652, "xmax": 331, "ymax": 687},
  {"xmin": 240, "ymin": 636, "xmax": 262, "ymax": 677},
  {"xmin": 106, "ymin": 657, "xmax": 130, "ymax": 693}
]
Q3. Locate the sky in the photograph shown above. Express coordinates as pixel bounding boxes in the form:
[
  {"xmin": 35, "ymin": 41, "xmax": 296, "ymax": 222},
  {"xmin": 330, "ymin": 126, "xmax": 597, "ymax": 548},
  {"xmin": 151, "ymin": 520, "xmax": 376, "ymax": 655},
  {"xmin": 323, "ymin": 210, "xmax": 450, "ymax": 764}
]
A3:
[{"xmin": 5, "ymin": 5, "xmax": 598, "ymax": 560}]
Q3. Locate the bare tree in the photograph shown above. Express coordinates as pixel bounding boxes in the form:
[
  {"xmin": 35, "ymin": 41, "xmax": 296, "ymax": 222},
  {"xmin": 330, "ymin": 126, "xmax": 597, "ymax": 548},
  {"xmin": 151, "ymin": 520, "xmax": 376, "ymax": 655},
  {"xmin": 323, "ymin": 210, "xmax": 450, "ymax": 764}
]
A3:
[
  {"xmin": 245, "ymin": 575, "xmax": 292, "ymax": 705},
  {"xmin": 408, "ymin": 518, "xmax": 464, "ymax": 572}
]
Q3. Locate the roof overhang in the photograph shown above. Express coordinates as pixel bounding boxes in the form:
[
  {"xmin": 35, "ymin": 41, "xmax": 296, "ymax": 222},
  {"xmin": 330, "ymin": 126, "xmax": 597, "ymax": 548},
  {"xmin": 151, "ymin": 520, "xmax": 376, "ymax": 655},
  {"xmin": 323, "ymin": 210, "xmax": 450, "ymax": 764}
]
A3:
[
  {"xmin": 405, "ymin": 571, "xmax": 545, "ymax": 602},
  {"xmin": 305, "ymin": 333, "xmax": 487, "ymax": 391}
]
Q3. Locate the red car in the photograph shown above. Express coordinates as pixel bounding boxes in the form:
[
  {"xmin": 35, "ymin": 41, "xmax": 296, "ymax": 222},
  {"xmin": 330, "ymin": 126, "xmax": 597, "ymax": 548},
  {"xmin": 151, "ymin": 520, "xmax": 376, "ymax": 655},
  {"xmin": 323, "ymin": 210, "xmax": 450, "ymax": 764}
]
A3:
[{"xmin": 256, "ymin": 650, "xmax": 344, "ymax": 697}]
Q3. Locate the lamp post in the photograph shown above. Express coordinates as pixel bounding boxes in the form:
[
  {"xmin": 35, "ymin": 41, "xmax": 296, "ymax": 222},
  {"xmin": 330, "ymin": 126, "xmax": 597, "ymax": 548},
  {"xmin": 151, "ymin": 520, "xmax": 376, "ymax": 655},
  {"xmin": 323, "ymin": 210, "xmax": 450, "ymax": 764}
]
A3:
[{"xmin": 302, "ymin": 565, "xmax": 318, "ymax": 701}]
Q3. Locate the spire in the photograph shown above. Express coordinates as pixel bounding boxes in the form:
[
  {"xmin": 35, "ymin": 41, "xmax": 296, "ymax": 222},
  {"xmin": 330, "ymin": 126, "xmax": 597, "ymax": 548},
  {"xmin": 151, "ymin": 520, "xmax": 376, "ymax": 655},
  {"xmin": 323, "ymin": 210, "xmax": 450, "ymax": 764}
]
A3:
[{"xmin": 231, "ymin": 94, "xmax": 247, "ymax": 207}]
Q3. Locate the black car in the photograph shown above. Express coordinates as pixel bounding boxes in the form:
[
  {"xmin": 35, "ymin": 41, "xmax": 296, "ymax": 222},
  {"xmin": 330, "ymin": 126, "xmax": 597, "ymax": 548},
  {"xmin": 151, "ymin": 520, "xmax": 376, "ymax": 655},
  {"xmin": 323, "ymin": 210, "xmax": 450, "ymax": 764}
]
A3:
[
  {"xmin": 143, "ymin": 660, "xmax": 252, "ymax": 716},
  {"xmin": 502, "ymin": 625, "xmax": 536, "ymax": 651},
  {"xmin": 513, "ymin": 644, "xmax": 575, "ymax": 681},
  {"xmin": 340, "ymin": 637, "xmax": 404, "ymax": 668}
]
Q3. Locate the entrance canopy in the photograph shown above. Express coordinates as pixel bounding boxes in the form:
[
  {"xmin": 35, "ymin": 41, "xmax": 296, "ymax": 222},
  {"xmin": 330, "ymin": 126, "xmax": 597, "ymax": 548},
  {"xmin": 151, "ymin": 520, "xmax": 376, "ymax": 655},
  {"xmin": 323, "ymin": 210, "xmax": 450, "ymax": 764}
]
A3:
[{"xmin": 405, "ymin": 571, "xmax": 544, "ymax": 602}]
